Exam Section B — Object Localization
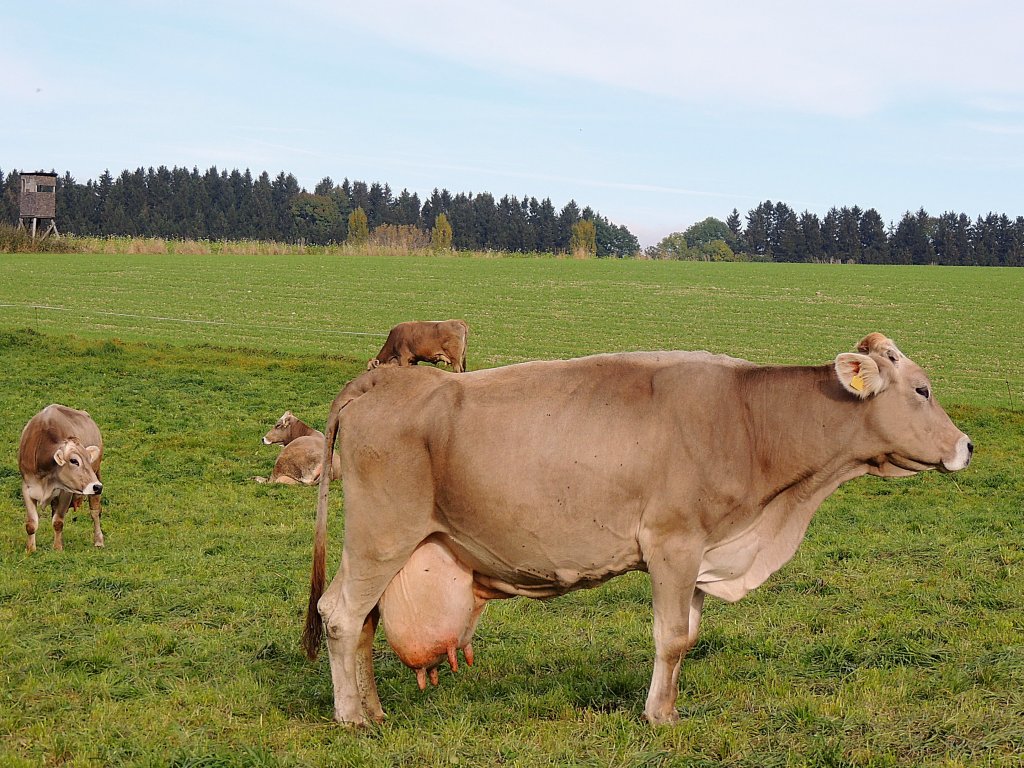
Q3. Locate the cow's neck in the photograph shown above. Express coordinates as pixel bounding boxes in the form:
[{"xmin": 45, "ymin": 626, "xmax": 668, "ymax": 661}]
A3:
[
  {"xmin": 742, "ymin": 363, "xmax": 871, "ymax": 494},
  {"xmin": 291, "ymin": 420, "xmax": 319, "ymax": 440},
  {"xmin": 719, "ymin": 364, "xmax": 875, "ymax": 597}
]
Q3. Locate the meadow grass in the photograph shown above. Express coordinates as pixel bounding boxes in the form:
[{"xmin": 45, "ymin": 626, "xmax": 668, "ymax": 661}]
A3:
[{"xmin": 0, "ymin": 254, "xmax": 1021, "ymax": 767}]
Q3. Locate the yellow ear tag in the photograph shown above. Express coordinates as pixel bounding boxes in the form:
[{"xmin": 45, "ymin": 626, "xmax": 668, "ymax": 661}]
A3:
[{"xmin": 850, "ymin": 374, "xmax": 866, "ymax": 392}]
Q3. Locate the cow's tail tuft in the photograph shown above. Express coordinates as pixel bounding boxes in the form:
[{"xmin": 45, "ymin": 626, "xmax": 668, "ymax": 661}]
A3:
[
  {"xmin": 460, "ymin": 320, "xmax": 469, "ymax": 372},
  {"xmin": 301, "ymin": 391, "xmax": 345, "ymax": 660}
]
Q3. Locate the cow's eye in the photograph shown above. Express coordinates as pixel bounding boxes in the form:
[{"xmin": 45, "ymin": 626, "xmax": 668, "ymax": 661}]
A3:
[
  {"xmin": 915, "ymin": 386, "xmax": 930, "ymax": 400},
  {"xmin": 70, "ymin": 458, "xmax": 80, "ymax": 466}
]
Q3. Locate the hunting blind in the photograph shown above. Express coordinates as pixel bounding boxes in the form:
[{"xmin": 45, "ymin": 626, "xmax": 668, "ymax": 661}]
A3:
[{"xmin": 18, "ymin": 172, "xmax": 59, "ymax": 239}]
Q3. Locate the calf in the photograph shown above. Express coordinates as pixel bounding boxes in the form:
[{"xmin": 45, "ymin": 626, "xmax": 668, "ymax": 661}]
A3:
[
  {"xmin": 367, "ymin": 319, "xmax": 469, "ymax": 373},
  {"xmin": 18, "ymin": 404, "xmax": 104, "ymax": 552}
]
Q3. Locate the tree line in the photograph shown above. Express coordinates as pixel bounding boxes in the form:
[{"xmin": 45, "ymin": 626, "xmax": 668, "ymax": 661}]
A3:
[
  {"xmin": 651, "ymin": 202, "xmax": 1024, "ymax": 266},
  {"xmin": 5, "ymin": 165, "xmax": 1021, "ymax": 265},
  {"xmin": 0, "ymin": 166, "xmax": 640, "ymax": 257}
]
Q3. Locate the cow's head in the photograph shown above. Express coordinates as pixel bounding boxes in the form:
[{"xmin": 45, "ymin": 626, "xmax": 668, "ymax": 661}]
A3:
[
  {"xmin": 263, "ymin": 411, "xmax": 297, "ymax": 445},
  {"xmin": 834, "ymin": 333, "xmax": 973, "ymax": 477},
  {"xmin": 53, "ymin": 438, "xmax": 103, "ymax": 495}
]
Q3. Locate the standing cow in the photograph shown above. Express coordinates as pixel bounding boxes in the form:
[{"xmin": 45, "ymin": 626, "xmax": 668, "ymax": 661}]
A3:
[
  {"xmin": 18, "ymin": 404, "xmax": 105, "ymax": 552},
  {"xmin": 303, "ymin": 333, "xmax": 972, "ymax": 726},
  {"xmin": 367, "ymin": 319, "xmax": 469, "ymax": 373}
]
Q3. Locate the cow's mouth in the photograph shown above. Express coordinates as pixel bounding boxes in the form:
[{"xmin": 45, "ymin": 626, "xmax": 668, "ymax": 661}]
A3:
[
  {"xmin": 889, "ymin": 454, "xmax": 939, "ymax": 473},
  {"xmin": 868, "ymin": 454, "xmax": 937, "ymax": 477}
]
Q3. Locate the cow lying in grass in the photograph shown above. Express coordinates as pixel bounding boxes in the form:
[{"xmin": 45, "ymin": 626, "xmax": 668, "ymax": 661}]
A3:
[{"xmin": 255, "ymin": 411, "xmax": 339, "ymax": 485}]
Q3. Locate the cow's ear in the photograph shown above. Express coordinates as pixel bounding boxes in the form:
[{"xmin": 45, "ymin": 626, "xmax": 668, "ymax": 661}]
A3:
[
  {"xmin": 857, "ymin": 333, "xmax": 903, "ymax": 365},
  {"xmin": 835, "ymin": 353, "xmax": 885, "ymax": 398},
  {"xmin": 53, "ymin": 448, "xmax": 67, "ymax": 466},
  {"xmin": 86, "ymin": 445, "xmax": 101, "ymax": 463}
]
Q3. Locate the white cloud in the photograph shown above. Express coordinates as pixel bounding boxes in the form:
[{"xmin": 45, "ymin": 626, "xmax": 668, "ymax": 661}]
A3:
[{"xmin": 302, "ymin": 0, "xmax": 1024, "ymax": 118}]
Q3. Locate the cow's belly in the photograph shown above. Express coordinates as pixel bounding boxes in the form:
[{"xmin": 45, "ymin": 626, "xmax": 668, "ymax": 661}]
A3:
[
  {"xmin": 435, "ymin": 523, "xmax": 644, "ymax": 599},
  {"xmin": 432, "ymin": 425, "xmax": 650, "ymax": 595}
]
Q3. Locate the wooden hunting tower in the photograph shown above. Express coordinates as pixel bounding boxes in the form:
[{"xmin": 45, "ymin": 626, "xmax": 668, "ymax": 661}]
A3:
[{"xmin": 18, "ymin": 172, "xmax": 59, "ymax": 239}]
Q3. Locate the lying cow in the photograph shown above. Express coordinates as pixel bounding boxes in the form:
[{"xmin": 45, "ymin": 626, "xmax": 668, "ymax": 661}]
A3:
[
  {"xmin": 303, "ymin": 333, "xmax": 972, "ymax": 726},
  {"xmin": 18, "ymin": 404, "xmax": 105, "ymax": 552},
  {"xmin": 367, "ymin": 319, "xmax": 469, "ymax": 373},
  {"xmin": 255, "ymin": 411, "xmax": 340, "ymax": 485}
]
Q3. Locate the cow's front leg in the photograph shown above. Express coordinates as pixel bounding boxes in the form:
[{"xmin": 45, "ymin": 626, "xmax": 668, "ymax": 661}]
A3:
[
  {"xmin": 22, "ymin": 488, "xmax": 39, "ymax": 553},
  {"xmin": 642, "ymin": 540, "xmax": 705, "ymax": 725},
  {"xmin": 50, "ymin": 492, "xmax": 73, "ymax": 552},
  {"xmin": 88, "ymin": 492, "xmax": 104, "ymax": 548}
]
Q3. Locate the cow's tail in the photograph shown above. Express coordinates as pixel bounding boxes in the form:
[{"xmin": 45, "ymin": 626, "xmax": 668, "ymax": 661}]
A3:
[
  {"xmin": 460, "ymin": 320, "xmax": 469, "ymax": 373},
  {"xmin": 301, "ymin": 374, "xmax": 380, "ymax": 660},
  {"xmin": 302, "ymin": 393, "xmax": 345, "ymax": 660}
]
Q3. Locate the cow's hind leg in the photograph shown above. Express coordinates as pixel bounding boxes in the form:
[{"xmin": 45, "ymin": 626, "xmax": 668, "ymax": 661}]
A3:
[
  {"xmin": 88, "ymin": 491, "xmax": 104, "ymax": 548},
  {"xmin": 318, "ymin": 548, "xmax": 413, "ymax": 725}
]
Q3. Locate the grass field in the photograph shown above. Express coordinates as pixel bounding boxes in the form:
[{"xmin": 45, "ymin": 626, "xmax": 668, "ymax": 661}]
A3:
[{"xmin": 0, "ymin": 254, "xmax": 1021, "ymax": 767}]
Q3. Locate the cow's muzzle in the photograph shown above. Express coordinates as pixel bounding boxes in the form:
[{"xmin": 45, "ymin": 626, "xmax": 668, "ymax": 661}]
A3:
[{"xmin": 941, "ymin": 435, "xmax": 973, "ymax": 472}]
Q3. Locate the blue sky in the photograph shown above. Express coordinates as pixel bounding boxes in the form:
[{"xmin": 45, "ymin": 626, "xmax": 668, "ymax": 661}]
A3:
[{"xmin": 4, "ymin": 1, "xmax": 1023, "ymax": 247}]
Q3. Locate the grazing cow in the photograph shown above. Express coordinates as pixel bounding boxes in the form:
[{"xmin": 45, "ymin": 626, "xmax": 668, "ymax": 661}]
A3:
[
  {"xmin": 303, "ymin": 333, "xmax": 973, "ymax": 726},
  {"xmin": 367, "ymin": 319, "xmax": 469, "ymax": 373},
  {"xmin": 18, "ymin": 404, "xmax": 105, "ymax": 552},
  {"xmin": 255, "ymin": 411, "xmax": 340, "ymax": 485}
]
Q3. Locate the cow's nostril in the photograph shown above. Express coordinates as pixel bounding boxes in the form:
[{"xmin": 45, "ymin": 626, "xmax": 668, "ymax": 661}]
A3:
[
  {"xmin": 94, "ymin": 483, "xmax": 103, "ymax": 494},
  {"xmin": 967, "ymin": 442, "xmax": 974, "ymax": 456}
]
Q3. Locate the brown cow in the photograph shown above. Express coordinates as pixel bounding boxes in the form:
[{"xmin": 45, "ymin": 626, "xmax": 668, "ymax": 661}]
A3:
[
  {"xmin": 367, "ymin": 319, "xmax": 469, "ymax": 373},
  {"xmin": 255, "ymin": 411, "xmax": 340, "ymax": 485},
  {"xmin": 18, "ymin": 404, "xmax": 105, "ymax": 552},
  {"xmin": 303, "ymin": 333, "xmax": 972, "ymax": 726}
]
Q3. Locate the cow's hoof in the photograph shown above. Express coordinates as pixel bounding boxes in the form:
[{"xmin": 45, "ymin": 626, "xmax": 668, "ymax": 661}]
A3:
[
  {"xmin": 94, "ymin": 541, "xmax": 105, "ymax": 548},
  {"xmin": 334, "ymin": 710, "xmax": 373, "ymax": 729},
  {"xmin": 645, "ymin": 709, "xmax": 681, "ymax": 726}
]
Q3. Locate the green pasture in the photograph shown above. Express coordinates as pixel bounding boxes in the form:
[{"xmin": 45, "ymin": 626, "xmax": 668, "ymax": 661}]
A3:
[{"xmin": 0, "ymin": 254, "xmax": 1021, "ymax": 767}]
